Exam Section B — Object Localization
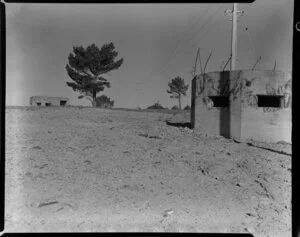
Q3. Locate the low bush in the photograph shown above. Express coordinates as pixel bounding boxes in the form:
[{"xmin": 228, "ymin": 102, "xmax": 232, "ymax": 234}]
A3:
[{"xmin": 147, "ymin": 101, "xmax": 165, "ymax": 109}]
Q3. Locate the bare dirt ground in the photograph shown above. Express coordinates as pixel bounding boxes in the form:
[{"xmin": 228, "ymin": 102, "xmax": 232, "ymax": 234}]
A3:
[{"xmin": 5, "ymin": 106, "xmax": 291, "ymax": 236}]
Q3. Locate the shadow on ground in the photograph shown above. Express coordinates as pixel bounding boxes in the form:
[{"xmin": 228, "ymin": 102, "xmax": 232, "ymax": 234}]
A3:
[{"xmin": 165, "ymin": 120, "xmax": 192, "ymax": 129}]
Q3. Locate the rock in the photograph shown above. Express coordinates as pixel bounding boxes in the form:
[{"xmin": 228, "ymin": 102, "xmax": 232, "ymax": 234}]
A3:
[
  {"xmin": 38, "ymin": 201, "xmax": 59, "ymax": 208},
  {"xmin": 84, "ymin": 160, "xmax": 92, "ymax": 164},
  {"xmin": 163, "ymin": 209, "xmax": 174, "ymax": 217},
  {"xmin": 149, "ymin": 135, "xmax": 161, "ymax": 139},
  {"xmin": 32, "ymin": 146, "xmax": 42, "ymax": 150},
  {"xmin": 246, "ymin": 213, "xmax": 255, "ymax": 217}
]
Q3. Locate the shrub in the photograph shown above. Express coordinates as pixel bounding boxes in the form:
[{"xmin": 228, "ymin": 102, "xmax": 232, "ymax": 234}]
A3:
[
  {"xmin": 171, "ymin": 105, "xmax": 180, "ymax": 110},
  {"xmin": 147, "ymin": 101, "xmax": 165, "ymax": 109},
  {"xmin": 184, "ymin": 105, "xmax": 191, "ymax": 110},
  {"xmin": 96, "ymin": 95, "xmax": 114, "ymax": 108}
]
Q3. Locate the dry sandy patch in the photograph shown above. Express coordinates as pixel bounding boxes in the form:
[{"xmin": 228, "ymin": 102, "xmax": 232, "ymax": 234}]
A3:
[{"xmin": 4, "ymin": 107, "xmax": 291, "ymax": 236}]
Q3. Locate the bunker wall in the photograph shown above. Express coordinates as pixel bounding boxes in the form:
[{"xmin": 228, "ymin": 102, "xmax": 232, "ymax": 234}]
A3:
[{"xmin": 191, "ymin": 70, "xmax": 292, "ymax": 143}]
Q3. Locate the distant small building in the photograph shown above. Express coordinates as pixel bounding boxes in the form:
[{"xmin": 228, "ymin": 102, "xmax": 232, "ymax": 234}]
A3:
[{"xmin": 30, "ymin": 96, "xmax": 69, "ymax": 107}]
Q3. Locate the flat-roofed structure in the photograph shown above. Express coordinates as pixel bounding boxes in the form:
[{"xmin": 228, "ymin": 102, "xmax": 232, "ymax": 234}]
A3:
[
  {"xmin": 191, "ymin": 70, "xmax": 292, "ymax": 143},
  {"xmin": 30, "ymin": 96, "xmax": 69, "ymax": 107}
]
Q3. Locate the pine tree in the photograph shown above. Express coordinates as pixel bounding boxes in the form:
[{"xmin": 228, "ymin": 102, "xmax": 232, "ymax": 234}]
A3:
[
  {"xmin": 66, "ymin": 43, "xmax": 123, "ymax": 107},
  {"xmin": 167, "ymin": 76, "xmax": 188, "ymax": 110}
]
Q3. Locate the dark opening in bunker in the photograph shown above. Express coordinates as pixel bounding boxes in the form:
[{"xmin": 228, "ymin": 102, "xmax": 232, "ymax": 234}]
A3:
[
  {"xmin": 209, "ymin": 96, "xmax": 229, "ymax": 107},
  {"xmin": 45, "ymin": 103, "xmax": 52, "ymax": 107},
  {"xmin": 60, "ymin": 100, "xmax": 67, "ymax": 106},
  {"xmin": 257, "ymin": 95, "xmax": 283, "ymax": 108}
]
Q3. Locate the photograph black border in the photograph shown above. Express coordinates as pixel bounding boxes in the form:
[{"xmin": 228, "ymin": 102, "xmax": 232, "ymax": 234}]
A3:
[{"xmin": 0, "ymin": 0, "xmax": 297, "ymax": 236}]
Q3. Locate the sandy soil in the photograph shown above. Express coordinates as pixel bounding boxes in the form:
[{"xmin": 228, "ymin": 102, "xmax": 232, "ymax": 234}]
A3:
[{"xmin": 4, "ymin": 106, "xmax": 291, "ymax": 236}]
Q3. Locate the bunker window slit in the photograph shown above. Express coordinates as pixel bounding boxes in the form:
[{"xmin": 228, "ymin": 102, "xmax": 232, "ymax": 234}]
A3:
[
  {"xmin": 257, "ymin": 95, "xmax": 283, "ymax": 108},
  {"xmin": 208, "ymin": 96, "xmax": 229, "ymax": 107}
]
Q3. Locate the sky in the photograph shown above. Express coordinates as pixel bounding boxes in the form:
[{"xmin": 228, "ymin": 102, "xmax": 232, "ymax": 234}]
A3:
[{"xmin": 6, "ymin": 0, "xmax": 294, "ymax": 108}]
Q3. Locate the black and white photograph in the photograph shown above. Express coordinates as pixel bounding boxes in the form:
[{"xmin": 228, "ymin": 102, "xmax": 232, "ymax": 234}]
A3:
[{"xmin": 4, "ymin": 1, "xmax": 293, "ymax": 236}]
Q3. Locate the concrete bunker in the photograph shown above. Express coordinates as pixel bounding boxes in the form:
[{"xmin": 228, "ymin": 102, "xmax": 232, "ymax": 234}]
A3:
[
  {"xmin": 191, "ymin": 70, "xmax": 292, "ymax": 143},
  {"xmin": 30, "ymin": 96, "xmax": 69, "ymax": 107}
]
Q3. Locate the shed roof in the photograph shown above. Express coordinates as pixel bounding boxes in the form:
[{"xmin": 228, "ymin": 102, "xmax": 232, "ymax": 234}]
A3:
[{"xmin": 30, "ymin": 96, "xmax": 69, "ymax": 100}]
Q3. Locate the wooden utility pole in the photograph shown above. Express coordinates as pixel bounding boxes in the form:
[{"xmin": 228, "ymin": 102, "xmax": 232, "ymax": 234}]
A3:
[
  {"xmin": 225, "ymin": 3, "xmax": 243, "ymax": 71},
  {"xmin": 231, "ymin": 3, "xmax": 238, "ymax": 70}
]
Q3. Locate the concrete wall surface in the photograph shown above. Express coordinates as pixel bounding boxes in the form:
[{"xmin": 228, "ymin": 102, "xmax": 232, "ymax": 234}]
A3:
[
  {"xmin": 30, "ymin": 96, "xmax": 69, "ymax": 106},
  {"xmin": 239, "ymin": 70, "xmax": 292, "ymax": 143},
  {"xmin": 241, "ymin": 108, "xmax": 291, "ymax": 143},
  {"xmin": 191, "ymin": 71, "xmax": 242, "ymax": 139},
  {"xmin": 191, "ymin": 70, "xmax": 292, "ymax": 143}
]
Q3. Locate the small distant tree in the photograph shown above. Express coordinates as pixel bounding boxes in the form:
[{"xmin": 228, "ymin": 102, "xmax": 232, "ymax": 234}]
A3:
[
  {"xmin": 147, "ymin": 101, "xmax": 164, "ymax": 109},
  {"xmin": 66, "ymin": 43, "xmax": 123, "ymax": 107},
  {"xmin": 171, "ymin": 105, "xmax": 179, "ymax": 110},
  {"xmin": 95, "ymin": 95, "xmax": 114, "ymax": 108},
  {"xmin": 167, "ymin": 76, "xmax": 188, "ymax": 110},
  {"xmin": 184, "ymin": 105, "xmax": 191, "ymax": 110}
]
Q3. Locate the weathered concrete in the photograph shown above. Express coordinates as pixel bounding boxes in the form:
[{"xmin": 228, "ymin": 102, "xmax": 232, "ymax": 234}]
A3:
[
  {"xmin": 240, "ymin": 71, "xmax": 291, "ymax": 143},
  {"xmin": 30, "ymin": 96, "xmax": 69, "ymax": 107},
  {"xmin": 191, "ymin": 70, "xmax": 291, "ymax": 143}
]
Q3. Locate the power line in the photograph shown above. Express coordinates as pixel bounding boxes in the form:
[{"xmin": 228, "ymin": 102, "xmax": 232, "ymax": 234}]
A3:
[
  {"xmin": 238, "ymin": 2, "xmax": 292, "ymax": 70},
  {"xmin": 158, "ymin": 6, "xmax": 224, "ymax": 77},
  {"xmin": 165, "ymin": 4, "xmax": 212, "ymax": 61},
  {"xmin": 158, "ymin": 4, "xmax": 214, "ymax": 75},
  {"xmin": 184, "ymin": 5, "xmax": 223, "ymax": 49},
  {"xmin": 161, "ymin": 6, "xmax": 225, "ymax": 75},
  {"xmin": 187, "ymin": 9, "xmax": 226, "ymax": 53}
]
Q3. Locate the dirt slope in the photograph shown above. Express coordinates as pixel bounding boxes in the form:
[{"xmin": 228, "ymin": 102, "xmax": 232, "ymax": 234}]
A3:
[{"xmin": 5, "ymin": 107, "xmax": 291, "ymax": 236}]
